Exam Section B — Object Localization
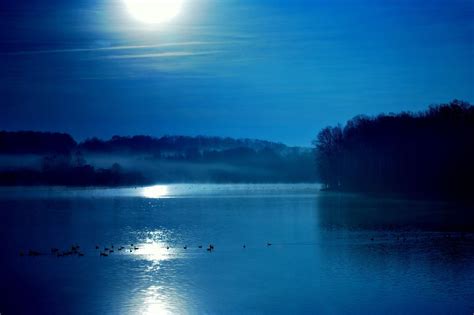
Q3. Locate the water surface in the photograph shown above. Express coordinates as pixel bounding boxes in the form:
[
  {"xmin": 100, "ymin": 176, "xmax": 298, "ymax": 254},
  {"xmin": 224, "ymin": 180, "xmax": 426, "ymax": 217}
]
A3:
[{"xmin": 0, "ymin": 184, "xmax": 473, "ymax": 314}]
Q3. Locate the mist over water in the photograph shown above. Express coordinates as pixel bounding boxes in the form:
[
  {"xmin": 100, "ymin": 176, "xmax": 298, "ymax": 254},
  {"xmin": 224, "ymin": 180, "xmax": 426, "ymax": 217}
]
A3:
[{"xmin": 0, "ymin": 184, "xmax": 473, "ymax": 314}]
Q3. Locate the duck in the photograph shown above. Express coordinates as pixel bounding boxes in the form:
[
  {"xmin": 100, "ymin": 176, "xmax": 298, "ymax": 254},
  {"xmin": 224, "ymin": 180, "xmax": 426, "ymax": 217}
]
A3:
[
  {"xmin": 95, "ymin": 245, "xmax": 100, "ymax": 250},
  {"xmin": 100, "ymin": 252, "xmax": 108, "ymax": 257},
  {"xmin": 28, "ymin": 250, "xmax": 40, "ymax": 256},
  {"xmin": 183, "ymin": 246, "xmax": 187, "ymax": 250},
  {"xmin": 198, "ymin": 245, "xmax": 203, "ymax": 249},
  {"xmin": 243, "ymin": 244, "xmax": 246, "ymax": 248},
  {"xmin": 166, "ymin": 246, "xmax": 170, "ymax": 250},
  {"xmin": 267, "ymin": 243, "xmax": 272, "ymax": 246}
]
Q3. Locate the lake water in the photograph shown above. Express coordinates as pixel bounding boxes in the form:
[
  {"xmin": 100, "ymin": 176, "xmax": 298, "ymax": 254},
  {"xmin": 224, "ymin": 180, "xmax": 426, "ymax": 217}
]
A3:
[{"xmin": 0, "ymin": 184, "xmax": 473, "ymax": 314}]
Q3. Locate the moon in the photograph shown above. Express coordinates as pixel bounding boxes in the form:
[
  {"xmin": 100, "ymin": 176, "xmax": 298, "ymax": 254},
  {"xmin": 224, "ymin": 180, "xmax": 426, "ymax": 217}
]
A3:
[{"xmin": 123, "ymin": 0, "xmax": 183, "ymax": 24}]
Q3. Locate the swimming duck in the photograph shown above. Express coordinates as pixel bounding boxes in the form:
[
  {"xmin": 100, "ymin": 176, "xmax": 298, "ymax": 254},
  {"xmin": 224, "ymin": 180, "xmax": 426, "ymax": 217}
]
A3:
[{"xmin": 28, "ymin": 250, "xmax": 40, "ymax": 256}]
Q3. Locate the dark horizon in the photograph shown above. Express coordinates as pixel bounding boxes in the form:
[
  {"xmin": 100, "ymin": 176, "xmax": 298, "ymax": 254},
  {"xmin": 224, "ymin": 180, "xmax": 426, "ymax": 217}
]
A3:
[
  {"xmin": 0, "ymin": 128, "xmax": 310, "ymax": 148},
  {"xmin": 1, "ymin": 99, "xmax": 472, "ymax": 197},
  {"xmin": 2, "ymin": 98, "xmax": 473, "ymax": 148},
  {"xmin": 4, "ymin": 98, "xmax": 471, "ymax": 147}
]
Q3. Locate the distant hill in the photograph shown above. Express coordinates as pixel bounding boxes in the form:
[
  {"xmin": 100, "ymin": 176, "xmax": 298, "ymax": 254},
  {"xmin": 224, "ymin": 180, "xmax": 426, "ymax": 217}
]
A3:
[
  {"xmin": 0, "ymin": 132, "xmax": 316, "ymax": 186},
  {"xmin": 78, "ymin": 135, "xmax": 290, "ymax": 155}
]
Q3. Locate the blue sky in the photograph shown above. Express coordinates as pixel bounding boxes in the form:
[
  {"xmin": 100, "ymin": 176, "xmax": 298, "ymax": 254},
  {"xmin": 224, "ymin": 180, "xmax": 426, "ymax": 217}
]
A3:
[{"xmin": 1, "ymin": 0, "xmax": 473, "ymax": 145}]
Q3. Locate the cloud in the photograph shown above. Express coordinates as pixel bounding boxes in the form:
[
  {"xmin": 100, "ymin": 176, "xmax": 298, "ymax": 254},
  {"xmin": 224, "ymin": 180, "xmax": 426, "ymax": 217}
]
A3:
[
  {"xmin": 2, "ymin": 41, "xmax": 212, "ymax": 56},
  {"xmin": 104, "ymin": 50, "xmax": 222, "ymax": 59}
]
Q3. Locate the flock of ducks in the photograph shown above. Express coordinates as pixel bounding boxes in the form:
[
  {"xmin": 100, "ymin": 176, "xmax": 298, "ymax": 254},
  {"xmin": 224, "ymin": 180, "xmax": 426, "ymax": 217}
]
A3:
[
  {"xmin": 20, "ymin": 234, "xmax": 469, "ymax": 258},
  {"xmin": 19, "ymin": 242, "xmax": 274, "ymax": 257},
  {"xmin": 97, "ymin": 244, "xmax": 140, "ymax": 257},
  {"xmin": 20, "ymin": 244, "xmax": 86, "ymax": 257},
  {"xmin": 19, "ymin": 244, "xmax": 140, "ymax": 258}
]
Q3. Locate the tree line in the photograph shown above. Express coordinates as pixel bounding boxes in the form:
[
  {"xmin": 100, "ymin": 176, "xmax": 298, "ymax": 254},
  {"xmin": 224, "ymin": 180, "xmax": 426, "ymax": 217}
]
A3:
[
  {"xmin": 0, "ymin": 132, "xmax": 315, "ymax": 185},
  {"xmin": 313, "ymin": 100, "xmax": 474, "ymax": 199}
]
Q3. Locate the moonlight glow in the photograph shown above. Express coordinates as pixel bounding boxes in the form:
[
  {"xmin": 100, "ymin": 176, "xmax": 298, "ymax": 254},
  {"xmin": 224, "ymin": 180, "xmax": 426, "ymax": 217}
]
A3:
[
  {"xmin": 141, "ymin": 185, "xmax": 169, "ymax": 198},
  {"xmin": 123, "ymin": 0, "xmax": 183, "ymax": 24}
]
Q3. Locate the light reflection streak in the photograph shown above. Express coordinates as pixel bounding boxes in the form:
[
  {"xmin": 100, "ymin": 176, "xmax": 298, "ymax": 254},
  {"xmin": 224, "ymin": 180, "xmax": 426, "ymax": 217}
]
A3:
[
  {"xmin": 139, "ymin": 285, "xmax": 176, "ymax": 315},
  {"xmin": 131, "ymin": 237, "xmax": 188, "ymax": 314},
  {"xmin": 141, "ymin": 185, "xmax": 169, "ymax": 199},
  {"xmin": 133, "ymin": 240, "xmax": 179, "ymax": 262}
]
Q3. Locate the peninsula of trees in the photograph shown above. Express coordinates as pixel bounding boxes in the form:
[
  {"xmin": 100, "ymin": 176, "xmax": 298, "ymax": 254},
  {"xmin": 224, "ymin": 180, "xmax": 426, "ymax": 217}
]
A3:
[{"xmin": 313, "ymin": 100, "xmax": 474, "ymax": 199}]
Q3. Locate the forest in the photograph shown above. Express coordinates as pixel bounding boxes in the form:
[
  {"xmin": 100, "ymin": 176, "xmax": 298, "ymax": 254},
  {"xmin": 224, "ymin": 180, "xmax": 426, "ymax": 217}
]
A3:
[
  {"xmin": 313, "ymin": 100, "xmax": 474, "ymax": 199},
  {"xmin": 0, "ymin": 133, "xmax": 315, "ymax": 185}
]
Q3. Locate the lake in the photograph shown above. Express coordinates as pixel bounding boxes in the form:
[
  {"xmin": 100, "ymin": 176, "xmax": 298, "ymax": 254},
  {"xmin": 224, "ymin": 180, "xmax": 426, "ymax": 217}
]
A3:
[{"xmin": 0, "ymin": 184, "xmax": 473, "ymax": 314}]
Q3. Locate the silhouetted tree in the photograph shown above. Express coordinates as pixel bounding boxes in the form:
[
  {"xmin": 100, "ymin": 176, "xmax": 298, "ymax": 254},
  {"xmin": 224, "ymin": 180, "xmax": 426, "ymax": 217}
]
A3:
[{"xmin": 0, "ymin": 131, "xmax": 76, "ymax": 154}]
